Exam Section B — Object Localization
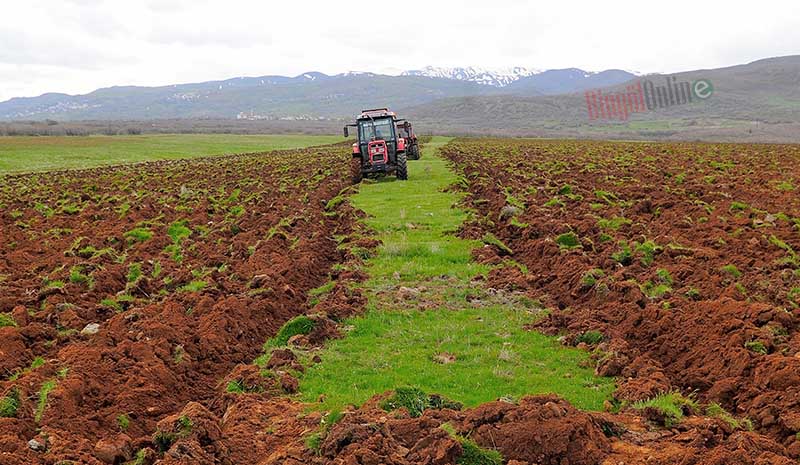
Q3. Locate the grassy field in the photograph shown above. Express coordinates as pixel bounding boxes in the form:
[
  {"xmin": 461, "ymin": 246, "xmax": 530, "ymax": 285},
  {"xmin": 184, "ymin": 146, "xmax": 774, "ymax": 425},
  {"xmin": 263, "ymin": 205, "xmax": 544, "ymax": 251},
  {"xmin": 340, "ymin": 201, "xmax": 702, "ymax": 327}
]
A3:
[
  {"xmin": 0, "ymin": 133, "xmax": 341, "ymax": 174},
  {"xmin": 299, "ymin": 137, "xmax": 615, "ymax": 412}
]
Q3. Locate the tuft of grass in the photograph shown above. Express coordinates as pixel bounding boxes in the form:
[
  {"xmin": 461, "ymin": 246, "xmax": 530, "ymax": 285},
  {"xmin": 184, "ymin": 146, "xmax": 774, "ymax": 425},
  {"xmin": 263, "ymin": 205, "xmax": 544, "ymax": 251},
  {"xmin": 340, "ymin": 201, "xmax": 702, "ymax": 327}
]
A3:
[
  {"xmin": 35, "ymin": 379, "xmax": 57, "ymax": 423},
  {"xmin": 325, "ymin": 195, "xmax": 346, "ymax": 211},
  {"xmin": 481, "ymin": 233, "xmax": 513, "ymax": 255},
  {"xmin": 580, "ymin": 268, "xmax": 605, "ymax": 289},
  {"xmin": 612, "ymin": 241, "xmax": 633, "ymax": 265},
  {"xmin": 179, "ymin": 280, "xmax": 207, "ymax": 293},
  {"xmin": 379, "ymin": 387, "xmax": 462, "ymax": 418},
  {"xmin": 153, "ymin": 431, "xmax": 176, "ymax": 453},
  {"xmin": 265, "ymin": 315, "xmax": 315, "ymax": 349},
  {"xmin": 167, "ymin": 220, "xmax": 192, "ymax": 244},
  {"xmin": 631, "ymin": 391, "xmax": 698, "ymax": 427},
  {"xmin": 101, "ymin": 297, "xmax": 123, "ymax": 312},
  {"xmin": 69, "ymin": 266, "xmax": 93, "ymax": 288},
  {"xmin": 744, "ymin": 340, "xmax": 767, "ymax": 355},
  {"xmin": 304, "ymin": 410, "xmax": 345, "ymax": 456},
  {"xmin": 441, "ymin": 423, "xmax": 503, "ymax": 465},
  {"xmin": 636, "ymin": 240, "xmax": 661, "ymax": 266},
  {"xmin": 544, "ymin": 197, "xmax": 565, "ymax": 208},
  {"xmin": 789, "ymin": 287, "xmax": 800, "ymax": 307},
  {"xmin": 124, "ymin": 227, "xmax": 153, "ymax": 243},
  {"xmin": 555, "ymin": 232, "xmax": 581, "ymax": 250},
  {"xmin": 30, "ymin": 356, "xmax": 46, "ymax": 370},
  {"xmin": 597, "ymin": 216, "xmax": 631, "ymax": 230},
  {"xmin": 729, "ymin": 201, "xmax": 749, "ymax": 212},
  {"xmin": 117, "ymin": 413, "xmax": 130, "ymax": 431},
  {"xmin": 720, "ymin": 264, "xmax": 742, "ymax": 279},
  {"xmin": 641, "ymin": 281, "xmax": 672, "ymax": 300},
  {"xmin": 127, "ymin": 263, "xmax": 143, "ymax": 283},
  {"xmin": 228, "ymin": 205, "xmax": 245, "ymax": 217},
  {"xmin": 0, "ymin": 312, "xmax": 18, "ymax": 328},
  {"xmin": 685, "ymin": 288, "xmax": 701, "ymax": 300},
  {"xmin": 577, "ymin": 330, "xmax": 604, "ymax": 345},
  {"xmin": 153, "ymin": 413, "xmax": 193, "ymax": 452},
  {"xmin": 655, "ymin": 268, "xmax": 673, "ymax": 285},
  {"xmin": 44, "ymin": 279, "xmax": 65, "ymax": 290},
  {"xmin": 706, "ymin": 402, "xmax": 752, "ymax": 430},
  {"xmin": 0, "ymin": 388, "xmax": 20, "ymax": 418},
  {"xmin": 308, "ymin": 280, "xmax": 336, "ymax": 305},
  {"xmin": 305, "ymin": 431, "xmax": 323, "ymax": 456},
  {"xmin": 226, "ymin": 380, "xmax": 245, "ymax": 393}
]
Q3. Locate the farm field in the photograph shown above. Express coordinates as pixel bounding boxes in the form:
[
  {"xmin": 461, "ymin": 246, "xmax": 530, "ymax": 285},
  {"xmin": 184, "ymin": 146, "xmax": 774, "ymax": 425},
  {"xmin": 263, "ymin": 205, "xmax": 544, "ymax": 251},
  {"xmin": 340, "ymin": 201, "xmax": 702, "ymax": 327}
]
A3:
[
  {"xmin": 0, "ymin": 142, "xmax": 359, "ymax": 464},
  {"xmin": 1, "ymin": 136, "xmax": 800, "ymax": 465},
  {"xmin": 0, "ymin": 134, "xmax": 341, "ymax": 173},
  {"xmin": 440, "ymin": 138, "xmax": 800, "ymax": 462}
]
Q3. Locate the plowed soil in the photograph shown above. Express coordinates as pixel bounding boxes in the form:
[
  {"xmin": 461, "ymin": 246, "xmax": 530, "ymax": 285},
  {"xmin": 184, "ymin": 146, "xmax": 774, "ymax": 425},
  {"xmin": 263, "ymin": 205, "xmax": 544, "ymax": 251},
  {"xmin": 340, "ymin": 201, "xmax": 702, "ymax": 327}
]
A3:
[
  {"xmin": 0, "ymin": 145, "xmax": 359, "ymax": 464},
  {"xmin": 441, "ymin": 138, "xmax": 800, "ymax": 461},
  {"xmin": 3, "ymin": 137, "xmax": 800, "ymax": 465}
]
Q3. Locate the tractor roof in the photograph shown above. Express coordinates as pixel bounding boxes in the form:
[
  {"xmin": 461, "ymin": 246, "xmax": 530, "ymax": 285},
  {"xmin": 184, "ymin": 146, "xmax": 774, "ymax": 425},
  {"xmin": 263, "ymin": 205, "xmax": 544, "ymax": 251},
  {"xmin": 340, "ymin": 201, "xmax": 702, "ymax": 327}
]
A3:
[{"xmin": 358, "ymin": 108, "xmax": 397, "ymax": 120}]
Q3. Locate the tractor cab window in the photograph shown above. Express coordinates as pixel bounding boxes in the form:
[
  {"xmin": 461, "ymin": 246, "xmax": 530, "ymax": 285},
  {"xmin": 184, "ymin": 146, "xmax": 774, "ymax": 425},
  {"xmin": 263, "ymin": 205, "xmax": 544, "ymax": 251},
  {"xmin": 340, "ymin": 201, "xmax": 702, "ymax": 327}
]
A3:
[{"xmin": 359, "ymin": 118, "xmax": 394, "ymax": 142}]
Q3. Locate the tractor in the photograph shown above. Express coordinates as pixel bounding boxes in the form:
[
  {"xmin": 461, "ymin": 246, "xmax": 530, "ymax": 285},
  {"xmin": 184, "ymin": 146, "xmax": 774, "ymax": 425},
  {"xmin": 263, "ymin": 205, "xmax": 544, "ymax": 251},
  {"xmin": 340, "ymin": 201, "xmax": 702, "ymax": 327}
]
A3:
[{"xmin": 344, "ymin": 108, "xmax": 420, "ymax": 183}]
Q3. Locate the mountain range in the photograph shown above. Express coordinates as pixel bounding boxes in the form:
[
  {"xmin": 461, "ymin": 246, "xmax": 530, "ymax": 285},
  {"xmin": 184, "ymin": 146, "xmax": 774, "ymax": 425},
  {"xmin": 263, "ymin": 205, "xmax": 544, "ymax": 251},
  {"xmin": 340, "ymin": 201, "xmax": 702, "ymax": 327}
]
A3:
[
  {"xmin": 0, "ymin": 67, "xmax": 639, "ymax": 121},
  {"xmin": 1, "ymin": 57, "xmax": 798, "ymax": 143}
]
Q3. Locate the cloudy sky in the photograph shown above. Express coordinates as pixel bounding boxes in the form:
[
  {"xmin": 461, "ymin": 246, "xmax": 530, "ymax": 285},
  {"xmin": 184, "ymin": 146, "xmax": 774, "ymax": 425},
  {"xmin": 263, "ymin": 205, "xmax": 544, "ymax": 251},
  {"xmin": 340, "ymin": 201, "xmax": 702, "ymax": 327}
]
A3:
[{"xmin": 1, "ymin": 0, "xmax": 798, "ymax": 101}]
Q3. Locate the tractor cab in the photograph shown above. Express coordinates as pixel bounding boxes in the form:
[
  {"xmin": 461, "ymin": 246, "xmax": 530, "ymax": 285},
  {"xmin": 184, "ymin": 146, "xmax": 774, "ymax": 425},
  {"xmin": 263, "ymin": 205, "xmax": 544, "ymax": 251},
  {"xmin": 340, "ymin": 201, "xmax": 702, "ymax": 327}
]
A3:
[
  {"xmin": 344, "ymin": 108, "xmax": 419, "ymax": 182},
  {"xmin": 349, "ymin": 109, "xmax": 398, "ymax": 163}
]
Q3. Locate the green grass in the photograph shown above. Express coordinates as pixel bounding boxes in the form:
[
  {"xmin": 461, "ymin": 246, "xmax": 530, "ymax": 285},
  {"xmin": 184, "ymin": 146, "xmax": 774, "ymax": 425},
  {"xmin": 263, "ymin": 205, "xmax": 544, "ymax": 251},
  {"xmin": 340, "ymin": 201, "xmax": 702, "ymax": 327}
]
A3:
[
  {"xmin": 0, "ymin": 134, "xmax": 341, "ymax": 174},
  {"xmin": 0, "ymin": 313, "xmax": 17, "ymax": 328},
  {"xmin": 555, "ymin": 232, "xmax": 581, "ymax": 250},
  {"xmin": 35, "ymin": 379, "xmax": 57, "ymax": 423},
  {"xmin": 631, "ymin": 391, "xmax": 698, "ymax": 427},
  {"xmin": 705, "ymin": 402, "xmax": 752, "ymax": 430},
  {"xmin": 178, "ymin": 280, "xmax": 207, "ymax": 293},
  {"xmin": 379, "ymin": 387, "xmax": 462, "ymax": 418},
  {"xmin": 0, "ymin": 388, "xmax": 20, "ymax": 418},
  {"xmin": 299, "ymin": 137, "xmax": 614, "ymax": 413},
  {"xmin": 263, "ymin": 315, "xmax": 316, "ymax": 350},
  {"xmin": 441, "ymin": 423, "xmax": 503, "ymax": 465}
]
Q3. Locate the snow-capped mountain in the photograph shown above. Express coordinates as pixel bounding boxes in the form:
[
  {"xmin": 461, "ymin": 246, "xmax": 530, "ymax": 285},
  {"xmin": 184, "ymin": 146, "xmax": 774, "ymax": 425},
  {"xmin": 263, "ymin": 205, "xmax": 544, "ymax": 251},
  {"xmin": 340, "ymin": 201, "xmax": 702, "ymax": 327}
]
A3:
[
  {"xmin": 401, "ymin": 66, "xmax": 542, "ymax": 87},
  {"xmin": 0, "ymin": 66, "xmax": 638, "ymax": 120}
]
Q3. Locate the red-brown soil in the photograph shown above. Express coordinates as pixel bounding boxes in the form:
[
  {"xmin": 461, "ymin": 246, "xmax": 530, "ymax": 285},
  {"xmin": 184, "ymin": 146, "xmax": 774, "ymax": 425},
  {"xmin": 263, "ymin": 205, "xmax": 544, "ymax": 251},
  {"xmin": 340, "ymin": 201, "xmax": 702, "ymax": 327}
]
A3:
[
  {"xmin": 0, "ymin": 145, "xmax": 361, "ymax": 464},
  {"xmin": 441, "ymin": 138, "xmax": 800, "ymax": 461}
]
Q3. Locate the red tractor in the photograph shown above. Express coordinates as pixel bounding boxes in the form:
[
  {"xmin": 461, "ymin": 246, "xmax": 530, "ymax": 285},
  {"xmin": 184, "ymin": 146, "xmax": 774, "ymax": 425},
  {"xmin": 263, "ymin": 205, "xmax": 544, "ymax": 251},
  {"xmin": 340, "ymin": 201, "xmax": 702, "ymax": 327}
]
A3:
[{"xmin": 344, "ymin": 108, "xmax": 420, "ymax": 182}]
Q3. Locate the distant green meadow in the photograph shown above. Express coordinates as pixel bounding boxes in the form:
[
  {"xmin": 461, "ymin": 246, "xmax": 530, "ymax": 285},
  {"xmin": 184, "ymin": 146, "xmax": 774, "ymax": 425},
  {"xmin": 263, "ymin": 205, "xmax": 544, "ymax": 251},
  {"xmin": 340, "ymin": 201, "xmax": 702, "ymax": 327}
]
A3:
[{"xmin": 0, "ymin": 134, "xmax": 341, "ymax": 174}]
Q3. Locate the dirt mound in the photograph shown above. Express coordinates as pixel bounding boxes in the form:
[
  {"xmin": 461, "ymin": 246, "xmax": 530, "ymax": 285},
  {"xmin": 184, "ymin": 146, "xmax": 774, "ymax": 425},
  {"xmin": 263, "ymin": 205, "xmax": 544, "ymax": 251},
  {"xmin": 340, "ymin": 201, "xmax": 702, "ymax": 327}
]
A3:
[
  {"xmin": 267, "ymin": 393, "xmax": 612, "ymax": 465},
  {"xmin": 604, "ymin": 416, "xmax": 794, "ymax": 465}
]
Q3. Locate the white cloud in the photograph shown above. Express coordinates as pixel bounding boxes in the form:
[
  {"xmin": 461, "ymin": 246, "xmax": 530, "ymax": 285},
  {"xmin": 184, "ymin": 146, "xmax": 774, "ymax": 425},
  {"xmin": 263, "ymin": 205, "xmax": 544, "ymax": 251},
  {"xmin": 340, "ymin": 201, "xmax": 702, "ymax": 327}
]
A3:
[{"xmin": 0, "ymin": 0, "xmax": 798, "ymax": 101}]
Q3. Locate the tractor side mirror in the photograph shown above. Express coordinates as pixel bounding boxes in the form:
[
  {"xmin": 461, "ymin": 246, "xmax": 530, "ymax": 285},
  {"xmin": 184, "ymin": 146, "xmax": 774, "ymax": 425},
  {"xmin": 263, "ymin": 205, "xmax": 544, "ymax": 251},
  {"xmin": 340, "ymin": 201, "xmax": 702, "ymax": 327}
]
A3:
[{"xmin": 343, "ymin": 126, "xmax": 349, "ymax": 138}]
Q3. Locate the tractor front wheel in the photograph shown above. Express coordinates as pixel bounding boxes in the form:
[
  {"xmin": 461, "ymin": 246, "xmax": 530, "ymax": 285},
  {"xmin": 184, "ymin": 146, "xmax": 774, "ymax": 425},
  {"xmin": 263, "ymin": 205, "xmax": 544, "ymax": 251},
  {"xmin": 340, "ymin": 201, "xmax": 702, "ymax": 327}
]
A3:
[
  {"xmin": 351, "ymin": 157, "xmax": 363, "ymax": 184},
  {"xmin": 396, "ymin": 152, "xmax": 408, "ymax": 180}
]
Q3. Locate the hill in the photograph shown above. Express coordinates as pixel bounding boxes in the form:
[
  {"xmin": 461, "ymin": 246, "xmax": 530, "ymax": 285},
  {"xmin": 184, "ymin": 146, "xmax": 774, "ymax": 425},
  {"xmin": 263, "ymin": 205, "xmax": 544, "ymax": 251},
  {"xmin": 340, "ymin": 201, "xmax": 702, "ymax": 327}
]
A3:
[{"xmin": 405, "ymin": 56, "xmax": 800, "ymax": 142}]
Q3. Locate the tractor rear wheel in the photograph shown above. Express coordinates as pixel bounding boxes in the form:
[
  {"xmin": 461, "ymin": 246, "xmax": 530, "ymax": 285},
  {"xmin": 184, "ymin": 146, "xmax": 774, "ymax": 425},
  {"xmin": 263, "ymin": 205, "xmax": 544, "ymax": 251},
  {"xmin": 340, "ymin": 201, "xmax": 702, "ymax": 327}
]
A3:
[
  {"xmin": 409, "ymin": 143, "xmax": 420, "ymax": 160},
  {"xmin": 396, "ymin": 152, "xmax": 408, "ymax": 180},
  {"xmin": 351, "ymin": 157, "xmax": 363, "ymax": 184}
]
